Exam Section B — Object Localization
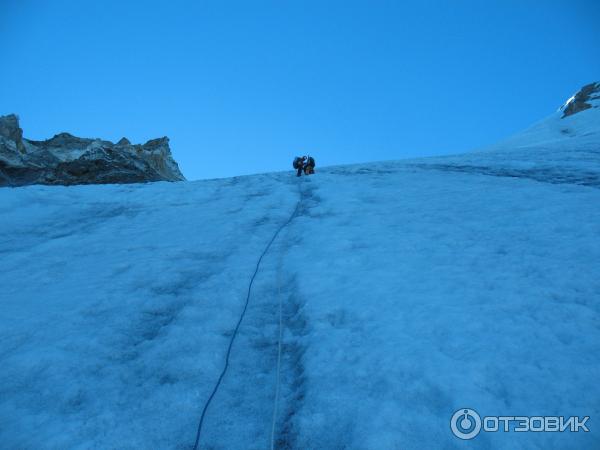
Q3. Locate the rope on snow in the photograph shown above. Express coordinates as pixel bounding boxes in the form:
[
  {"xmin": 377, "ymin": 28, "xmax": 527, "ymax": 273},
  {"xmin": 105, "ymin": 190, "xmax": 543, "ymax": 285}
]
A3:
[{"xmin": 192, "ymin": 180, "xmax": 303, "ymax": 450}]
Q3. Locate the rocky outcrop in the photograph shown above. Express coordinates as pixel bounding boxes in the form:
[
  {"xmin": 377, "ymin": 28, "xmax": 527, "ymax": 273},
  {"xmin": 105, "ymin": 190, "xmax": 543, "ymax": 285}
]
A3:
[
  {"xmin": 0, "ymin": 114, "xmax": 25, "ymax": 154},
  {"xmin": 0, "ymin": 115, "xmax": 185, "ymax": 187},
  {"xmin": 560, "ymin": 81, "xmax": 600, "ymax": 118}
]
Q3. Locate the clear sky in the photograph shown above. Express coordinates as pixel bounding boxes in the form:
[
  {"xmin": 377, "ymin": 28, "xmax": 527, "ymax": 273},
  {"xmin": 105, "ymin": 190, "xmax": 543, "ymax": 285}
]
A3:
[{"xmin": 1, "ymin": 0, "xmax": 598, "ymax": 180}]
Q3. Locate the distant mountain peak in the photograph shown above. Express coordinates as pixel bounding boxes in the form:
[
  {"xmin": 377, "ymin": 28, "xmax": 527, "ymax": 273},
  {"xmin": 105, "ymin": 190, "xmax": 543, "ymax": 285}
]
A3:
[
  {"xmin": 560, "ymin": 81, "xmax": 600, "ymax": 118},
  {"xmin": 116, "ymin": 137, "xmax": 131, "ymax": 146}
]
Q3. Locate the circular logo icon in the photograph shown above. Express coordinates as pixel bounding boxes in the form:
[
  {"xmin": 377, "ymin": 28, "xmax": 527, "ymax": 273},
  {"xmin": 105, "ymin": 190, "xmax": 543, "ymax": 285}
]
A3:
[{"xmin": 450, "ymin": 408, "xmax": 481, "ymax": 440}]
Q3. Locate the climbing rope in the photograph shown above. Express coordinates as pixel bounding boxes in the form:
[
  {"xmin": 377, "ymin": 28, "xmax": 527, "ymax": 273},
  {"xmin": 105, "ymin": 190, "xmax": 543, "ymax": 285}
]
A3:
[
  {"xmin": 270, "ymin": 180, "xmax": 304, "ymax": 449},
  {"xmin": 270, "ymin": 249, "xmax": 285, "ymax": 450},
  {"xmin": 192, "ymin": 184, "xmax": 302, "ymax": 450}
]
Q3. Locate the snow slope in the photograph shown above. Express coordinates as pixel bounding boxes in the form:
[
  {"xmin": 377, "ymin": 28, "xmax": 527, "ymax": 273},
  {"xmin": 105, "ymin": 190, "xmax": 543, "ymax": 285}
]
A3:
[
  {"xmin": 410, "ymin": 98, "xmax": 600, "ymax": 188},
  {"xmin": 1, "ymin": 104, "xmax": 599, "ymax": 449}
]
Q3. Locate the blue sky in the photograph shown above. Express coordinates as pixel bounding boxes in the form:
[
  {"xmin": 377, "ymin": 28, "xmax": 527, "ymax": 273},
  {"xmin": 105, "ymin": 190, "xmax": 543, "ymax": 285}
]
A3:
[{"xmin": 1, "ymin": 0, "xmax": 598, "ymax": 180}]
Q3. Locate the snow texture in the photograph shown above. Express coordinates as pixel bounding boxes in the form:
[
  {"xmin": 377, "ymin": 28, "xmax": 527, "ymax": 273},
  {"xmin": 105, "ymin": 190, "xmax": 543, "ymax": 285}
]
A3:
[{"xmin": 1, "ymin": 105, "xmax": 599, "ymax": 449}]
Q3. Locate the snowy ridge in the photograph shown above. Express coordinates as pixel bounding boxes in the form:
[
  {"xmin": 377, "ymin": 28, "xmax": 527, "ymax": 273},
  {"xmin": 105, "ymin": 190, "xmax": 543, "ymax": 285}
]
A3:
[
  {"xmin": 407, "ymin": 84, "xmax": 600, "ymax": 188},
  {"xmin": 1, "ymin": 85, "xmax": 600, "ymax": 449},
  {"xmin": 559, "ymin": 81, "xmax": 600, "ymax": 117}
]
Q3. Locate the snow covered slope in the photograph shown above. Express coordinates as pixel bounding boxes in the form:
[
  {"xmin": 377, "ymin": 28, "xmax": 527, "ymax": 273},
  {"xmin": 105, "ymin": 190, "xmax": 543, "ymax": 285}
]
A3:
[
  {"xmin": 410, "ymin": 82, "xmax": 600, "ymax": 188},
  {"xmin": 1, "ymin": 88, "xmax": 599, "ymax": 449}
]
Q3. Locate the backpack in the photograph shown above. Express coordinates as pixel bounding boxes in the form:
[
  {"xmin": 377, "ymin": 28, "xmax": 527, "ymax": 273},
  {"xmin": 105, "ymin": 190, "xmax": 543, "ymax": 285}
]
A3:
[{"xmin": 293, "ymin": 157, "xmax": 303, "ymax": 169}]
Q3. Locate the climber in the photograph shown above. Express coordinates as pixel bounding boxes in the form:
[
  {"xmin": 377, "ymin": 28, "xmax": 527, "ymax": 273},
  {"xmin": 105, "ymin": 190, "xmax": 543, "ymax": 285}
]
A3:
[
  {"xmin": 293, "ymin": 156, "xmax": 307, "ymax": 177},
  {"xmin": 304, "ymin": 156, "xmax": 315, "ymax": 175}
]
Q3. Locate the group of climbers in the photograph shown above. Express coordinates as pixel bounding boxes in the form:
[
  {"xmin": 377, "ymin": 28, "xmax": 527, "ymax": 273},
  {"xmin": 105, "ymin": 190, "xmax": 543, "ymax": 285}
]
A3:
[{"xmin": 292, "ymin": 155, "xmax": 316, "ymax": 177}]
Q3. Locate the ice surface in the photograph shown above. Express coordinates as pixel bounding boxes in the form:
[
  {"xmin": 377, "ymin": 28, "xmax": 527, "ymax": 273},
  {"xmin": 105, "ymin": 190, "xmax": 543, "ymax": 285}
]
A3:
[{"xmin": 1, "ymin": 106, "xmax": 599, "ymax": 449}]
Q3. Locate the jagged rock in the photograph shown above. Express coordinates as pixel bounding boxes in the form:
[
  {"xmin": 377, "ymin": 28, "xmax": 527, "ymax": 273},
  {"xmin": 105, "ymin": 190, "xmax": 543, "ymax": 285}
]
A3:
[
  {"xmin": 0, "ymin": 115, "xmax": 185, "ymax": 187},
  {"xmin": 116, "ymin": 137, "xmax": 131, "ymax": 146},
  {"xmin": 0, "ymin": 114, "xmax": 26, "ymax": 153},
  {"xmin": 0, "ymin": 114, "xmax": 22, "ymax": 142},
  {"xmin": 561, "ymin": 82, "xmax": 600, "ymax": 118}
]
